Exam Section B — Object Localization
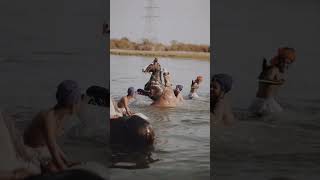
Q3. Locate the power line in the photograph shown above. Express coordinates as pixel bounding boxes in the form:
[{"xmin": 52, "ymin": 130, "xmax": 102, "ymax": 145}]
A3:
[{"xmin": 144, "ymin": 0, "xmax": 159, "ymax": 43}]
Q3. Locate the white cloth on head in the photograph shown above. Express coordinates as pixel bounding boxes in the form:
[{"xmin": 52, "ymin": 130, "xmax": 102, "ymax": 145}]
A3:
[{"xmin": 249, "ymin": 97, "xmax": 283, "ymax": 115}]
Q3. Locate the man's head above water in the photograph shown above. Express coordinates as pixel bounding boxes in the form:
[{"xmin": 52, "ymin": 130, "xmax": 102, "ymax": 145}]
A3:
[
  {"xmin": 175, "ymin": 85, "xmax": 183, "ymax": 92},
  {"xmin": 211, "ymin": 74, "xmax": 233, "ymax": 98},
  {"xmin": 211, "ymin": 74, "xmax": 233, "ymax": 114},
  {"xmin": 55, "ymin": 80, "xmax": 82, "ymax": 113},
  {"xmin": 163, "ymin": 68, "xmax": 169, "ymax": 76},
  {"xmin": 127, "ymin": 87, "xmax": 135, "ymax": 97}
]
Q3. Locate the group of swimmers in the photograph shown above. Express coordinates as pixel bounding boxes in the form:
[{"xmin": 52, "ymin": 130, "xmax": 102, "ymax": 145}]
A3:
[
  {"xmin": 0, "ymin": 57, "xmax": 207, "ymax": 179},
  {"xmin": 110, "ymin": 57, "xmax": 205, "ymax": 119},
  {"xmin": 211, "ymin": 47, "xmax": 296, "ymax": 126},
  {"xmin": 1, "ymin": 80, "xmax": 108, "ymax": 179}
]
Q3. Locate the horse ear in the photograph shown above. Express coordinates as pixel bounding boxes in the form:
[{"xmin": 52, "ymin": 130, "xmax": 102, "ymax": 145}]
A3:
[{"xmin": 262, "ymin": 58, "xmax": 268, "ymax": 70}]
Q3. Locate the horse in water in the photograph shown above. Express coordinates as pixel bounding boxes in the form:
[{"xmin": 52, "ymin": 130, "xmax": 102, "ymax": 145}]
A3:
[
  {"xmin": 138, "ymin": 61, "xmax": 178, "ymax": 107},
  {"xmin": 143, "ymin": 62, "xmax": 162, "ymax": 91},
  {"xmin": 138, "ymin": 62, "xmax": 164, "ymax": 101}
]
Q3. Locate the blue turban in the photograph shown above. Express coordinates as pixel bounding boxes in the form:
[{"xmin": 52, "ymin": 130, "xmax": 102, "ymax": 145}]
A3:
[
  {"xmin": 212, "ymin": 74, "xmax": 233, "ymax": 93},
  {"xmin": 127, "ymin": 87, "xmax": 135, "ymax": 96},
  {"xmin": 175, "ymin": 85, "xmax": 183, "ymax": 91},
  {"xmin": 56, "ymin": 80, "xmax": 81, "ymax": 106}
]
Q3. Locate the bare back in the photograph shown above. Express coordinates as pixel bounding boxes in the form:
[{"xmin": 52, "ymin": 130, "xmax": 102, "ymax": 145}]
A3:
[
  {"xmin": 212, "ymin": 97, "xmax": 234, "ymax": 127},
  {"xmin": 176, "ymin": 93, "xmax": 184, "ymax": 104},
  {"xmin": 117, "ymin": 96, "xmax": 128, "ymax": 109},
  {"xmin": 152, "ymin": 87, "xmax": 178, "ymax": 107},
  {"xmin": 23, "ymin": 110, "xmax": 63, "ymax": 148}
]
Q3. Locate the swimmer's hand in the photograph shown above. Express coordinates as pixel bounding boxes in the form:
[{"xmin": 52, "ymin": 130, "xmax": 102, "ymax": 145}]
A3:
[
  {"xmin": 128, "ymin": 111, "xmax": 135, "ymax": 116},
  {"xmin": 123, "ymin": 111, "xmax": 132, "ymax": 116},
  {"xmin": 111, "ymin": 115, "xmax": 121, "ymax": 119}
]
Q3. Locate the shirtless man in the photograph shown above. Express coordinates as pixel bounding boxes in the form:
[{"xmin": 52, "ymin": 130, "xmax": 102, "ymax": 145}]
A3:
[
  {"xmin": 151, "ymin": 71, "xmax": 178, "ymax": 107},
  {"xmin": 163, "ymin": 69, "xmax": 172, "ymax": 87},
  {"xmin": 151, "ymin": 87, "xmax": 177, "ymax": 107},
  {"xmin": 211, "ymin": 74, "xmax": 234, "ymax": 127},
  {"xmin": 23, "ymin": 80, "xmax": 82, "ymax": 172},
  {"xmin": 188, "ymin": 76, "xmax": 204, "ymax": 99},
  {"xmin": 174, "ymin": 85, "xmax": 184, "ymax": 104},
  {"xmin": 249, "ymin": 47, "xmax": 296, "ymax": 115},
  {"xmin": 117, "ymin": 87, "xmax": 135, "ymax": 116},
  {"xmin": 110, "ymin": 97, "xmax": 123, "ymax": 119}
]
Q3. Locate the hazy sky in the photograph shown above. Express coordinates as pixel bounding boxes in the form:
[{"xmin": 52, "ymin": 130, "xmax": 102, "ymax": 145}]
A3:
[{"xmin": 111, "ymin": 0, "xmax": 210, "ymax": 45}]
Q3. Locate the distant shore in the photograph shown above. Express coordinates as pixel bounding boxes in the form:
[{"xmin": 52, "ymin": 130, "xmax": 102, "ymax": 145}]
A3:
[{"xmin": 110, "ymin": 49, "xmax": 210, "ymax": 60}]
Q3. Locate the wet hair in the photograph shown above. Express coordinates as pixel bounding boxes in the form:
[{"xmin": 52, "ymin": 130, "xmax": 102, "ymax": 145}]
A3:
[{"xmin": 110, "ymin": 114, "xmax": 155, "ymax": 149}]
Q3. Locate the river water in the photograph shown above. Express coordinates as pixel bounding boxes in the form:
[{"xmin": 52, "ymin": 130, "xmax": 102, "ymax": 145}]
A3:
[
  {"xmin": 213, "ymin": 0, "xmax": 320, "ymax": 179},
  {"xmin": 0, "ymin": 54, "xmax": 110, "ymax": 176},
  {"xmin": 110, "ymin": 55, "xmax": 210, "ymax": 180}
]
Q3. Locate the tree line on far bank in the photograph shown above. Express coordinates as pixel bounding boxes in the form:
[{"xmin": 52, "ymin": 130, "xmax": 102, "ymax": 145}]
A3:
[{"xmin": 110, "ymin": 37, "xmax": 210, "ymax": 53}]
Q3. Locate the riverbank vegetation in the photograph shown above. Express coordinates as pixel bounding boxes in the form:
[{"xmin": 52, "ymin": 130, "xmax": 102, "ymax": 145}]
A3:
[{"xmin": 110, "ymin": 37, "xmax": 210, "ymax": 60}]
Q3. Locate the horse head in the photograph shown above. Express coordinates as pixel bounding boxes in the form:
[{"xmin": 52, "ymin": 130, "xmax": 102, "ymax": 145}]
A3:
[{"xmin": 143, "ymin": 63, "xmax": 158, "ymax": 74}]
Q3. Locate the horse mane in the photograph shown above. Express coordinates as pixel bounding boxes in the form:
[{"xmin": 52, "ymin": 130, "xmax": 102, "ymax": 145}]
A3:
[
  {"xmin": 145, "ymin": 63, "xmax": 161, "ymax": 73},
  {"xmin": 144, "ymin": 63, "xmax": 154, "ymax": 72}
]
